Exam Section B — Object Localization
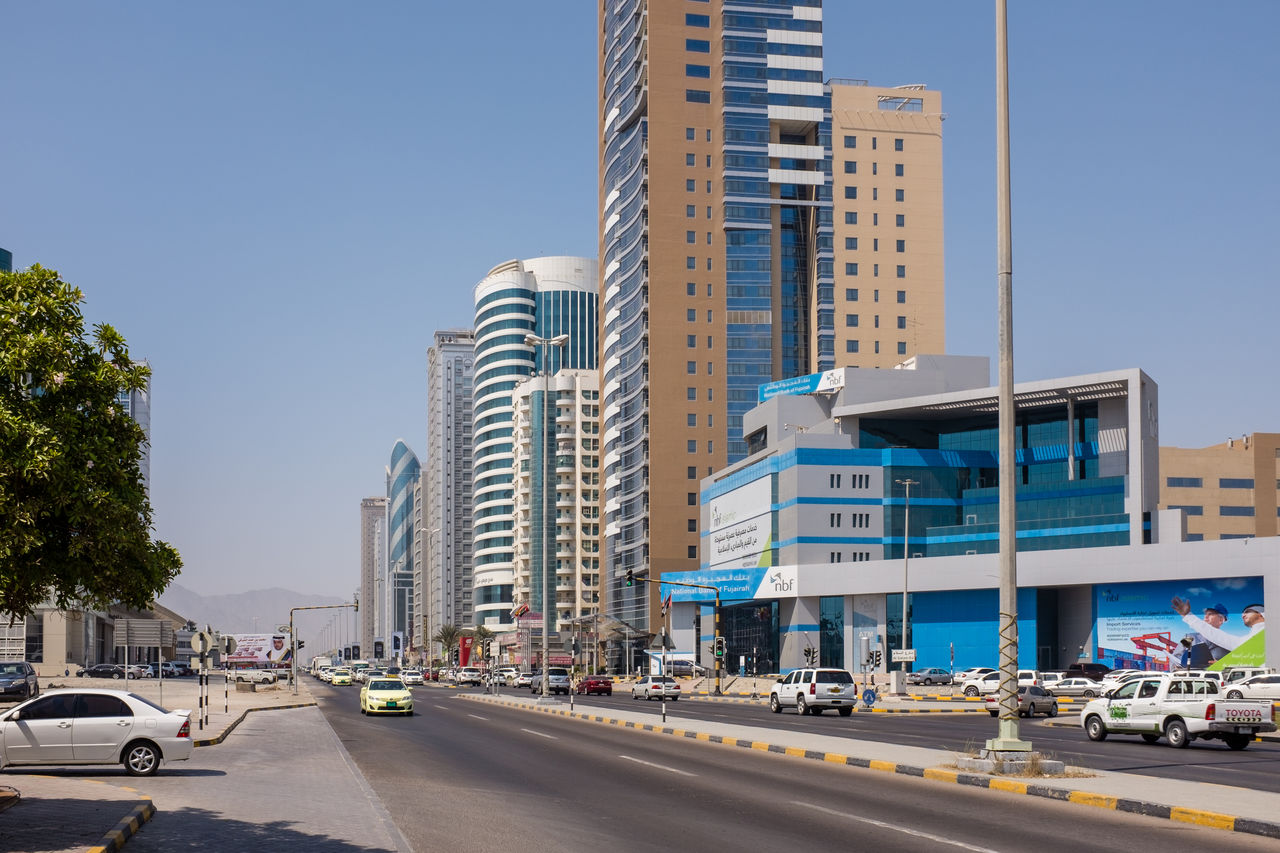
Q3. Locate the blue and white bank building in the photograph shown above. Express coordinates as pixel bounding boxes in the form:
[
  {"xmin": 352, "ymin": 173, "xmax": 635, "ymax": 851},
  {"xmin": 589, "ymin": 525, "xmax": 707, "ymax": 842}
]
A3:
[{"xmin": 661, "ymin": 356, "xmax": 1279, "ymax": 677}]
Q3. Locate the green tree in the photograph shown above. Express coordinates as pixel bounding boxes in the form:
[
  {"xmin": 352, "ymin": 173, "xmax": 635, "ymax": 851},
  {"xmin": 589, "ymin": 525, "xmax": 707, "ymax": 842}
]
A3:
[
  {"xmin": 0, "ymin": 265, "xmax": 181, "ymax": 618},
  {"xmin": 468, "ymin": 624, "xmax": 495, "ymax": 660},
  {"xmin": 432, "ymin": 623, "xmax": 463, "ymax": 665}
]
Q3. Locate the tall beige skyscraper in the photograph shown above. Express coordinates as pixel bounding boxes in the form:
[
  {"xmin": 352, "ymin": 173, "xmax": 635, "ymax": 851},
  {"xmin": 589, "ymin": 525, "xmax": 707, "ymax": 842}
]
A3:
[
  {"xmin": 1161, "ymin": 433, "xmax": 1279, "ymax": 541},
  {"xmin": 358, "ymin": 496, "xmax": 388, "ymax": 659}
]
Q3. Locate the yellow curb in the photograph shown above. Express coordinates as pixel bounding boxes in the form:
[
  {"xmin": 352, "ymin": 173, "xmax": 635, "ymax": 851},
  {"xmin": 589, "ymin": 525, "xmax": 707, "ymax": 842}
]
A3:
[
  {"xmin": 1068, "ymin": 791, "xmax": 1117, "ymax": 809},
  {"xmin": 989, "ymin": 778, "xmax": 1028, "ymax": 794},
  {"xmin": 695, "ymin": 732, "xmax": 711, "ymax": 741},
  {"xmin": 924, "ymin": 767, "xmax": 959, "ymax": 783},
  {"xmin": 784, "ymin": 746, "xmax": 806, "ymax": 757},
  {"xmin": 1171, "ymin": 808, "xmax": 1235, "ymax": 830},
  {"xmin": 750, "ymin": 741, "xmax": 770, "ymax": 751},
  {"xmin": 868, "ymin": 759, "xmax": 897, "ymax": 772},
  {"xmin": 823, "ymin": 753, "xmax": 849, "ymax": 764},
  {"xmin": 721, "ymin": 737, "xmax": 739, "ymax": 747}
]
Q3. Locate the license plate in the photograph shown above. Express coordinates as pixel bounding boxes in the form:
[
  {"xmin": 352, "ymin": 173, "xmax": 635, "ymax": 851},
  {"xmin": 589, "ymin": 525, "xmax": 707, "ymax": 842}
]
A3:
[{"xmin": 387, "ymin": 701, "xmax": 397, "ymax": 708}]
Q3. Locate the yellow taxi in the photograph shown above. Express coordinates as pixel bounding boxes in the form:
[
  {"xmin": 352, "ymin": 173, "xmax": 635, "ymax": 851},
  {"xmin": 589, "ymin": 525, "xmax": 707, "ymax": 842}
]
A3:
[
  {"xmin": 330, "ymin": 668, "xmax": 353, "ymax": 686},
  {"xmin": 360, "ymin": 676, "xmax": 414, "ymax": 716}
]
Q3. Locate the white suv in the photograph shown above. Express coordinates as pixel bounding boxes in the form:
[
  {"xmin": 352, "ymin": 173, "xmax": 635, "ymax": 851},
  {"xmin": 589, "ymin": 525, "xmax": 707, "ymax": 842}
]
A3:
[
  {"xmin": 456, "ymin": 667, "xmax": 484, "ymax": 686},
  {"xmin": 770, "ymin": 668, "xmax": 858, "ymax": 716}
]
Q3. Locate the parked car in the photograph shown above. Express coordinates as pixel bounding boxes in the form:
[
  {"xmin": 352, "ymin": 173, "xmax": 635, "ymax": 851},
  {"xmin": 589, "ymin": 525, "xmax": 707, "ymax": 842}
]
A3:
[
  {"xmin": 1065, "ymin": 662, "xmax": 1112, "ymax": 682},
  {"xmin": 1081, "ymin": 674, "xmax": 1275, "ymax": 749},
  {"xmin": 77, "ymin": 664, "xmax": 128, "ymax": 680},
  {"xmin": 359, "ymin": 678, "xmax": 414, "ymax": 716},
  {"xmin": 147, "ymin": 662, "xmax": 187, "ymax": 679},
  {"xmin": 770, "ymin": 668, "xmax": 858, "ymax": 716},
  {"xmin": 1048, "ymin": 677, "xmax": 1107, "ymax": 698},
  {"xmin": 576, "ymin": 674, "xmax": 613, "ymax": 696},
  {"xmin": 954, "ymin": 667, "xmax": 996, "ymax": 685},
  {"xmin": 495, "ymin": 667, "xmax": 519, "ymax": 684},
  {"xmin": 985, "ymin": 685, "xmax": 1058, "ymax": 717},
  {"xmin": 1223, "ymin": 673, "xmax": 1280, "ymax": 700},
  {"xmin": 1222, "ymin": 666, "xmax": 1276, "ymax": 686},
  {"xmin": 631, "ymin": 675, "xmax": 681, "ymax": 701},
  {"xmin": 0, "ymin": 662, "xmax": 39, "ymax": 702},
  {"xmin": 456, "ymin": 667, "xmax": 484, "ymax": 686},
  {"xmin": 400, "ymin": 669, "xmax": 425, "ymax": 686},
  {"xmin": 534, "ymin": 668, "xmax": 571, "ymax": 696},
  {"xmin": 0, "ymin": 688, "xmax": 193, "ymax": 775},
  {"xmin": 231, "ymin": 669, "xmax": 277, "ymax": 685},
  {"xmin": 961, "ymin": 672, "xmax": 1001, "ymax": 697},
  {"xmin": 906, "ymin": 667, "xmax": 953, "ymax": 686},
  {"xmin": 513, "ymin": 672, "xmax": 533, "ymax": 689},
  {"xmin": 126, "ymin": 665, "xmax": 152, "ymax": 679},
  {"xmin": 1040, "ymin": 671, "xmax": 1066, "ymax": 688}
]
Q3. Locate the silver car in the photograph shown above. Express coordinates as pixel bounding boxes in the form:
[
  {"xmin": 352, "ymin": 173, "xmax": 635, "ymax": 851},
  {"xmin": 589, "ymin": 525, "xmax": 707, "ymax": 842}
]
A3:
[
  {"xmin": 1048, "ymin": 677, "xmax": 1107, "ymax": 698},
  {"xmin": 906, "ymin": 667, "xmax": 953, "ymax": 686},
  {"xmin": 0, "ymin": 688, "xmax": 193, "ymax": 776}
]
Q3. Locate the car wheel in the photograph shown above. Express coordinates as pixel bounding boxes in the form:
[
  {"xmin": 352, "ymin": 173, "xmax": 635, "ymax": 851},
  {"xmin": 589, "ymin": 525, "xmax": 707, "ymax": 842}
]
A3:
[
  {"xmin": 123, "ymin": 741, "xmax": 161, "ymax": 776},
  {"xmin": 796, "ymin": 694, "xmax": 809, "ymax": 716},
  {"xmin": 1085, "ymin": 715, "xmax": 1108, "ymax": 741},
  {"xmin": 112, "ymin": 672, "xmax": 122, "ymax": 680},
  {"xmin": 989, "ymin": 710, "xmax": 998, "ymax": 717},
  {"xmin": 924, "ymin": 678, "xmax": 933, "ymax": 686},
  {"xmin": 1083, "ymin": 690, "xmax": 1097, "ymax": 698},
  {"xmin": 1165, "ymin": 719, "xmax": 1191, "ymax": 749},
  {"xmin": 1224, "ymin": 734, "xmax": 1250, "ymax": 751},
  {"xmin": 1141, "ymin": 733, "xmax": 1160, "ymax": 744},
  {"xmin": 405, "ymin": 709, "xmax": 414, "ymax": 717},
  {"xmin": 1048, "ymin": 703, "xmax": 1058, "ymax": 718},
  {"xmin": 964, "ymin": 686, "xmax": 978, "ymax": 697},
  {"xmin": 838, "ymin": 707, "xmax": 853, "ymax": 717},
  {"xmin": 1226, "ymin": 690, "xmax": 1244, "ymax": 700},
  {"xmin": 770, "ymin": 694, "xmax": 782, "ymax": 713}
]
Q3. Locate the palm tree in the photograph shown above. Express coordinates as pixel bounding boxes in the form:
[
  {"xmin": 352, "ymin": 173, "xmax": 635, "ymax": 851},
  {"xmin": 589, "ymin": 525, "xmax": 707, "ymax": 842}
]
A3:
[{"xmin": 433, "ymin": 624, "xmax": 463, "ymax": 667}]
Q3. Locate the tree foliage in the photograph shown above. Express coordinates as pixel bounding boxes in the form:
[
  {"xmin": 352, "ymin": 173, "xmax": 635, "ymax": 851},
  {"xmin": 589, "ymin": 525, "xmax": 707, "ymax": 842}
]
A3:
[
  {"xmin": 432, "ymin": 623, "xmax": 463, "ymax": 661},
  {"xmin": 0, "ymin": 264, "xmax": 181, "ymax": 618}
]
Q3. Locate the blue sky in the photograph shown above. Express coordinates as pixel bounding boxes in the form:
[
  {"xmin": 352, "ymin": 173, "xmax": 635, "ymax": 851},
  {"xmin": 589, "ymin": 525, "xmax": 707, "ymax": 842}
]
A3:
[{"xmin": 3, "ymin": 2, "xmax": 1276, "ymax": 599}]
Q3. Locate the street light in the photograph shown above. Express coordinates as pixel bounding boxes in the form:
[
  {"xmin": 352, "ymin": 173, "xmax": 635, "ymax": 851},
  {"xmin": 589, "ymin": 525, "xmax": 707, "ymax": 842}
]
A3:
[
  {"xmin": 525, "ymin": 332, "xmax": 569, "ymax": 703},
  {"xmin": 895, "ymin": 478, "xmax": 919, "ymax": 676}
]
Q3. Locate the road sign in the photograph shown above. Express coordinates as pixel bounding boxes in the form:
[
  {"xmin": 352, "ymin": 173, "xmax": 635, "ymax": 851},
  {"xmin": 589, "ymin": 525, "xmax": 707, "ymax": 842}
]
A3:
[
  {"xmin": 891, "ymin": 648, "xmax": 917, "ymax": 663},
  {"xmin": 190, "ymin": 631, "xmax": 211, "ymax": 654},
  {"xmin": 277, "ymin": 625, "xmax": 291, "ymax": 634}
]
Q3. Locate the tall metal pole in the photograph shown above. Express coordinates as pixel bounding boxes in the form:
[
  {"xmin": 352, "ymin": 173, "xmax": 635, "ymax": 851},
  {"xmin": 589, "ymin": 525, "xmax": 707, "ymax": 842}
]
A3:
[
  {"xmin": 987, "ymin": 0, "xmax": 1030, "ymax": 753},
  {"xmin": 896, "ymin": 478, "xmax": 918, "ymax": 672}
]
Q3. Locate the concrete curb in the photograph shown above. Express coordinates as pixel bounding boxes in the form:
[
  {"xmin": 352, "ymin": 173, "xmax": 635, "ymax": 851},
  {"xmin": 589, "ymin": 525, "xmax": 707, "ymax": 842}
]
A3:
[
  {"xmin": 86, "ymin": 789, "xmax": 155, "ymax": 853},
  {"xmin": 192, "ymin": 701, "xmax": 317, "ymax": 747},
  {"xmin": 463, "ymin": 694, "xmax": 1280, "ymax": 841}
]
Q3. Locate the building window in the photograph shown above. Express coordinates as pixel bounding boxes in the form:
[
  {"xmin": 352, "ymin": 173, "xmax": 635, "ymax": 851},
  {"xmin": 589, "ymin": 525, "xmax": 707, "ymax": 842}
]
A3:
[
  {"xmin": 686, "ymin": 127, "xmax": 695, "ymax": 140},
  {"xmin": 896, "ymin": 240, "xmax": 906, "ymax": 253},
  {"xmin": 844, "ymin": 161, "xmax": 856, "ymax": 174},
  {"xmin": 845, "ymin": 211, "xmax": 857, "ymax": 224},
  {"xmin": 845, "ymin": 262, "xmax": 858, "ymax": 276},
  {"xmin": 896, "ymin": 265, "xmax": 906, "ymax": 279},
  {"xmin": 687, "ymin": 414, "xmax": 697, "ymax": 426},
  {"xmin": 872, "ymin": 238, "xmax": 879, "ymax": 252},
  {"xmin": 896, "ymin": 316, "xmax": 906, "ymax": 329},
  {"xmin": 845, "ymin": 288, "xmax": 858, "ymax": 301},
  {"xmin": 1168, "ymin": 505, "xmax": 1203, "ymax": 516},
  {"xmin": 687, "ymin": 361, "xmax": 697, "ymax": 374},
  {"xmin": 706, "ymin": 181, "xmax": 712, "ymax": 193},
  {"xmin": 686, "ymin": 64, "xmax": 711, "ymax": 78},
  {"xmin": 1221, "ymin": 506, "xmax": 1256, "ymax": 516},
  {"xmin": 687, "ymin": 309, "xmax": 696, "ymax": 321},
  {"xmin": 1166, "ymin": 477, "xmax": 1203, "ymax": 488},
  {"xmin": 830, "ymin": 473, "xmax": 842, "ymax": 488},
  {"xmin": 895, "ymin": 164, "xmax": 904, "ymax": 176},
  {"xmin": 896, "ymin": 214, "xmax": 905, "ymax": 227},
  {"xmin": 686, "ymin": 154, "xmax": 696, "ymax": 166},
  {"xmin": 687, "ymin": 282, "xmax": 697, "ymax": 296},
  {"xmin": 830, "ymin": 552, "xmax": 842, "ymax": 563},
  {"xmin": 897, "ymin": 341, "xmax": 907, "ymax": 355},
  {"xmin": 874, "ymin": 341, "xmax": 880, "ymax": 354},
  {"xmin": 688, "ymin": 519, "xmax": 697, "ymax": 532},
  {"xmin": 845, "ymin": 314, "xmax": 858, "ymax": 327},
  {"xmin": 844, "ymin": 186, "xmax": 857, "ymax": 199},
  {"xmin": 845, "ymin": 237, "xmax": 858, "ymax": 251},
  {"xmin": 706, "ymin": 232, "xmax": 712, "ymax": 245},
  {"xmin": 1186, "ymin": 533, "xmax": 1204, "ymax": 541},
  {"xmin": 688, "ymin": 467, "xmax": 698, "ymax": 479},
  {"xmin": 687, "ymin": 387, "xmax": 697, "ymax": 400},
  {"xmin": 844, "ymin": 135, "xmax": 856, "ymax": 148},
  {"xmin": 686, "ymin": 38, "xmax": 710, "ymax": 52},
  {"xmin": 686, "ymin": 89, "xmax": 710, "ymax": 103},
  {"xmin": 895, "ymin": 138, "xmax": 904, "ymax": 151},
  {"xmin": 687, "ymin": 231, "xmax": 696, "ymax": 244},
  {"xmin": 895, "ymin": 189, "xmax": 905, "ymax": 202},
  {"xmin": 686, "ymin": 179, "xmax": 696, "ymax": 192},
  {"xmin": 829, "ymin": 513, "xmax": 842, "ymax": 528},
  {"xmin": 688, "ymin": 545, "xmax": 698, "ymax": 558},
  {"xmin": 686, "ymin": 205, "xmax": 696, "ymax": 218},
  {"xmin": 1220, "ymin": 478, "xmax": 1255, "ymax": 489},
  {"xmin": 846, "ymin": 340, "xmax": 859, "ymax": 353},
  {"xmin": 897, "ymin": 290, "xmax": 906, "ymax": 303},
  {"xmin": 688, "ymin": 492, "xmax": 697, "ymax": 505},
  {"xmin": 873, "ymin": 264, "xmax": 879, "ymax": 277},
  {"xmin": 687, "ymin": 335, "xmax": 697, "ymax": 347},
  {"xmin": 687, "ymin": 440, "xmax": 697, "ymax": 453},
  {"xmin": 872, "ymin": 162, "xmax": 878, "ymax": 176},
  {"xmin": 872, "ymin": 137, "xmax": 878, "ymax": 150},
  {"xmin": 686, "ymin": 13, "xmax": 710, "ymax": 26},
  {"xmin": 872, "ymin": 188, "xmax": 878, "ymax": 201},
  {"xmin": 686, "ymin": 257, "xmax": 696, "ymax": 269}
]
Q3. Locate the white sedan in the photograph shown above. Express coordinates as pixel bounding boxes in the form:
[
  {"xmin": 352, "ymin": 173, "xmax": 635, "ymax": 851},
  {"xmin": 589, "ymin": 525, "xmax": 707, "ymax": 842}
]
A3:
[
  {"xmin": 1223, "ymin": 674, "xmax": 1280, "ymax": 700},
  {"xmin": 631, "ymin": 676, "xmax": 680, "ymax": 700},
  {"xmin": 0, "ymin": 688, "xmax": 193, "ymax": 776}
]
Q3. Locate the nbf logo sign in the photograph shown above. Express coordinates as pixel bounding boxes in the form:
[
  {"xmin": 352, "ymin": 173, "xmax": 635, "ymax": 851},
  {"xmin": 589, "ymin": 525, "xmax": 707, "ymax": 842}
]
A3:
[
  {"xmin": 754, "ymin": 566, "xmax": 798, "ymax": 598},
  {"xmin": 769, "ymin": 571, "xmax": 793, "ymax": 593}
]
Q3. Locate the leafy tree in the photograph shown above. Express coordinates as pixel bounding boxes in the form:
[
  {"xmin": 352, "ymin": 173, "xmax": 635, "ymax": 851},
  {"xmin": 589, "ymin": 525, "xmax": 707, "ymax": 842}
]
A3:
[
  {"xmin": 0, "ymin": 265, "xmax": 181, "ymax": 618},
  {"xmin": 432, "ymin": 623, "xmax": 463, "ymax": 665}
]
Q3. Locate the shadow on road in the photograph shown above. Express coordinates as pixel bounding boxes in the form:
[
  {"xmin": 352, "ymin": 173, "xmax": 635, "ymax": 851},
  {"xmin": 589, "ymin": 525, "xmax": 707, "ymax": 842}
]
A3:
[{"xmin": 137, "ymin": 806, "xmax": 399, "ymax": 852}]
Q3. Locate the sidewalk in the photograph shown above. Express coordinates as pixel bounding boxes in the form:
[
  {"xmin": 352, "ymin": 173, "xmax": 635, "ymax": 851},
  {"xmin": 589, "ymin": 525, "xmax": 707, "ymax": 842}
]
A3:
[
  {"xmin": 0, "ymin": 674, "xmax": 317, "ymax": 853},
  {"xmin": 462, "ymin": 691, "xmax": 1280, "ymax": 841}
]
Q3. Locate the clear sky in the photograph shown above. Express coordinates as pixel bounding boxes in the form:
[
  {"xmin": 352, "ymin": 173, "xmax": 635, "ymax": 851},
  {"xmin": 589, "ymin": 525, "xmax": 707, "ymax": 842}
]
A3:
[{"xmin": 3, "ymin": 2, "xmax": 1276, "ymax": 600}]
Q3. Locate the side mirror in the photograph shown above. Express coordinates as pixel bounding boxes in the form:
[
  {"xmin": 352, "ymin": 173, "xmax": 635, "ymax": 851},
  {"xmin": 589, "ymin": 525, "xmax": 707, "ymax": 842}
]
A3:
[
  {"xmin": 6, "ymin": 711, "xmax": 19, "ymax": 722},
  {"xmin": 776, "ymin": 677, "xmax": 785, "ymax": 684}
]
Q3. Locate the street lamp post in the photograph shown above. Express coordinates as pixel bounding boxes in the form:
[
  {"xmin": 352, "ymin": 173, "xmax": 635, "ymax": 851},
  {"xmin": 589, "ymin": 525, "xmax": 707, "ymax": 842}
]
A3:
[
  {"xmin": 526, "ymin": 332, "xmax": 569, "ymax": 703},
  {"xmin": 895, "ymin": 478, "xmax": 919, "ymax": 674}
]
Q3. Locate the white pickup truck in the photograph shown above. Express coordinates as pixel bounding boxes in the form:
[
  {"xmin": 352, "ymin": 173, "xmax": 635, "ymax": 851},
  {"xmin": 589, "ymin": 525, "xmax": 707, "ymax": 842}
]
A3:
[{"xmin": 1081, "ymin": 674, "xmax": 1276, "ymax": 750}]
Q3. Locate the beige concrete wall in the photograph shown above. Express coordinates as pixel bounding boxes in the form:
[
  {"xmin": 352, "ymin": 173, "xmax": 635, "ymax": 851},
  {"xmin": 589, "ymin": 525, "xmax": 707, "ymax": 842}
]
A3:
[
  {"xmin": 830, "ymin": 83, "xmax": 944, "ymax": 369},
  {"xmin": 1160, "ymin": 433, "xmax": 1280, "ymax": 540}
]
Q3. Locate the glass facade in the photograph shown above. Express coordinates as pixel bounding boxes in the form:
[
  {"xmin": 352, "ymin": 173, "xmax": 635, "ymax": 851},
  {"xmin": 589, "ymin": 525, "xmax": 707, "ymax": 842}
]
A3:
[{"xmin": 818, "ymin": 595, "xmax": 843, "ymax": 668}]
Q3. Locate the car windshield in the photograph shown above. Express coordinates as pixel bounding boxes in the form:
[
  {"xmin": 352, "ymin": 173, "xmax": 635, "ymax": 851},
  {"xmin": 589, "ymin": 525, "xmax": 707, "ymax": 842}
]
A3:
[
  {"xmin": 548, "ymin": 669, "xmax": 569, "ymax": 676},
  {"xmin": 0, "ymin": 664, "xmax": 26, "ymax": 676},
  {"xmin": 368, "ymin": 680, "xmax": 402, "ymax": 691},
  {"xmin": 816, "ymin": 671, "xmax": 854, "ymax": 684}
]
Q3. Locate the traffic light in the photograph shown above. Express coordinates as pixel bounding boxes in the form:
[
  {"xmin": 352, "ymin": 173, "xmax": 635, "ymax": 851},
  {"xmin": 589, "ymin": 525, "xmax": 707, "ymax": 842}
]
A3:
[
  {"xmin": 296, "ymin": 640, "xmax": 305, "ymax": 650},
  {"xmin": 625, "ymin": 569, "xmax": 634, "ymax": 587},
  {"xmin": 804, "ymin": 646, "xmax": 817, "ymax": 666},
  {"xmin": 353, "ymin": 599, "xmax": 358, "ymax": 612},
  {"xmin": 713, "ymin": 636, "xmax": 726, "ymax": 658},
  {"xmin": 873, "ymin": 649, "xmax": 882, "ymax": 667}
]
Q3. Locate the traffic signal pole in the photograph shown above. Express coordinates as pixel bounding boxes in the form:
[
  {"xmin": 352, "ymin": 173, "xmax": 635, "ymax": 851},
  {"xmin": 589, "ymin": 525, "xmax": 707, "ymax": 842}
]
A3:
[
  {"xmin": 290, "ymin": 600, "xmax": 359, "ymax": 696},
  {"xmin": 626, "ymin": 570, "xmax": 723, "ymax": 696}
]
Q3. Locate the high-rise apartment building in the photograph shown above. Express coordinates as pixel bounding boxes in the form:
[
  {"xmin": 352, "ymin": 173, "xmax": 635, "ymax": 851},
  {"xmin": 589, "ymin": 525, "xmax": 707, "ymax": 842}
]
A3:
[
  {"xmin": 358, "ymin": 496, "xmax": 388, "ymax": 659},
  {"xmin": 830, "ymin": 81, "xmax": 944, "ymax": 364},
  {"xmin": 512, "ymin": 369, "xmax": 602, "ymax": 635},
  {"xmin": 386, "ymin": 441, "xmax": 420, "ymax": 657},
  {"xmin": 115, "ymin": 365, "xmax": 152, "ymax": 497},
  {"xmin": 0, "ymin": 248, "xmax": 12, "ymax": 272},
  {"xmin": 426, "ymin": 329, "xmax": 476, "ymax": 653},
  {"xmin": 472, "ymin": 257, "xmax": 598, "ymax": 630},
  {"xmin": 599, "ymin": 0, "xmax": 833, "ymax": 642},
  {"xmin": 1161, "ymin": 433, "xmax": 1280, "ymax": 541}
]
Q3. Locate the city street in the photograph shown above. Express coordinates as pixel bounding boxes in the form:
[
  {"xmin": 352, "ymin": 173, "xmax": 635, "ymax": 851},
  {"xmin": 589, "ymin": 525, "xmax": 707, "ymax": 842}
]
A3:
[{"xmin": 312, "ymin": 682, "xmax": 1278, "ymax": 852}]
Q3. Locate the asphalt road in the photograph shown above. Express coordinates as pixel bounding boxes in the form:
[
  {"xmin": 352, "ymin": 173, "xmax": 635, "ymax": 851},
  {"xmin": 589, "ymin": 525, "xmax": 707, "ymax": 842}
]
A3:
[{"xmin": 314, "ymin": 681, "xmax": 1278, "ymax": 852}]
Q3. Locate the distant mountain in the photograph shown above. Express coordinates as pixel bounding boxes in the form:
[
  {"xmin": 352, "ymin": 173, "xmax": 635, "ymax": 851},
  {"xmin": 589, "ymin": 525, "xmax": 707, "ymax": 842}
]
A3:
[{"xmin": 158, "ymin": 582, "xmax": 347, "ymax": 637}]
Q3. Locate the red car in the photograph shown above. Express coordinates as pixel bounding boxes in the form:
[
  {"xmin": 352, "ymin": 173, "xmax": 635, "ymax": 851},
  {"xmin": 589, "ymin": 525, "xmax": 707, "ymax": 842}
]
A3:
[{"xmin": 575, "ymin": 674, "xmax": 613, "ymax": 696}]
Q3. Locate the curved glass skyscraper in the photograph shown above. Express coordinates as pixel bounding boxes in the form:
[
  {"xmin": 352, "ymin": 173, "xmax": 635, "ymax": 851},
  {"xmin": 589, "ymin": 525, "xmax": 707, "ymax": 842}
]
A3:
[
  {"xmin": 386, "ymin": 440, "xmax": 420, "ymax": 650},
  {"xmin": 472, "ymin": 257, "xmax": 598, "ymax": 629}
]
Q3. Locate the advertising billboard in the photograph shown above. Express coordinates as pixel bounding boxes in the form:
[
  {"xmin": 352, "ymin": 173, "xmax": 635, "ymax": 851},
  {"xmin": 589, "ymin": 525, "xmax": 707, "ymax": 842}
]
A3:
[
  {"xmin": 226, "ymin": 633, "xmax": 293, "ymax": 667},
  {"xmin": 1094, "ymin": 577, "xmax": 1265, "ymax": 671},
  {"xmin": 706, "ymin": 475, "xmax": 773, "ymax": 572}
]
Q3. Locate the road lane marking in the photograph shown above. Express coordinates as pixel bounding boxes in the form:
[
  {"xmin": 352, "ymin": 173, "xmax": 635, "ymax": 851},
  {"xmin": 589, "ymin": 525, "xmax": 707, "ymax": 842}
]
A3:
[
  {"xmin": 618, "ymin": 755, "xmax": 697, "ymax": 777},
  {"xmin": 434, "ymin": 705, "xmax": 449, "ymax": 710},
  {"xmin": 467, "ymin": 714, "xmax": 489, "ymax": 721},
  {"xmin": 521, "ymin": 728, "xmax": 557, "ymax": 739},
  {"xmin": 795, "ymin": 802, "xmax": 999, "ymax": 852}
]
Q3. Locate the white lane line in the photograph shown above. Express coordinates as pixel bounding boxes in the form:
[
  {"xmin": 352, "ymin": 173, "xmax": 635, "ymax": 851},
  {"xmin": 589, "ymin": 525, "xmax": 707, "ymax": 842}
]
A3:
[
  {"xmin": 618, "ymin": 755, "xmax": 697, "ymax": 777},
  {"xmin": 521, "ymin": 728, "xmax": 557, "ymax": 740},
  {"xmin": 467, "ymin": 714, "xmax": 489, "ymax": 721},
  {"xmin": 434, "ymin": 705, "xmax": 449, "ymax": 710},
  {"xmin": 795, "ymin": 802, "xmax": 999, "ymax": 852}
]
